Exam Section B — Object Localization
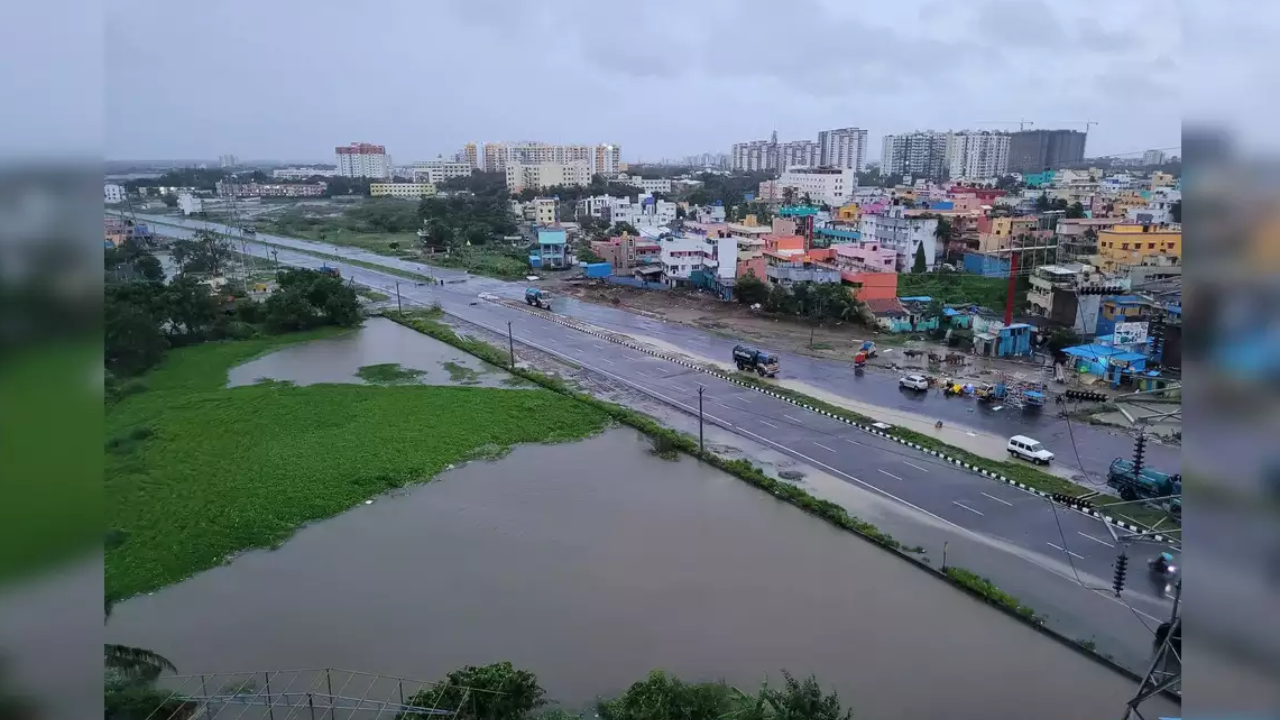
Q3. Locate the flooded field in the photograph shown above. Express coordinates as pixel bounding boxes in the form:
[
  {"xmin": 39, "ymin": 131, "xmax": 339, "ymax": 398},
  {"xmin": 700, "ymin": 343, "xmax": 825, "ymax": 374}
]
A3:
[
  {"xmin": 105, "ymin": 428, "xmax": 1173, "ymax": 720},
  {"xmin": 227, "ymin": 317, "xmax": 522, "ymax": 388}
]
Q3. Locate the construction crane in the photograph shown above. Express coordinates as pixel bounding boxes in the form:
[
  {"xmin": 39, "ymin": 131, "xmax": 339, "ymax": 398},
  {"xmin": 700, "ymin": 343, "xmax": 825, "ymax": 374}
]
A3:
[
  {"xmin": 1044, "ymin": 120, "xmax": 1099, "ymax": 134},
  {"xmin": 974, "ymin": 119, "xmax": 1035, "ymax": 131}
]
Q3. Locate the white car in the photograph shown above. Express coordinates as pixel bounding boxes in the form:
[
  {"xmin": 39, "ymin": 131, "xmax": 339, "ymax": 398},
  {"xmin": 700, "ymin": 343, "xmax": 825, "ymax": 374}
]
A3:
[
  {"xmin": 1007, "ymin": 435, "xmax": 1055, "ymax": 465},
  {"xmin": 899, "ymin": 374, "xmax": 930, "ymax": 391}
]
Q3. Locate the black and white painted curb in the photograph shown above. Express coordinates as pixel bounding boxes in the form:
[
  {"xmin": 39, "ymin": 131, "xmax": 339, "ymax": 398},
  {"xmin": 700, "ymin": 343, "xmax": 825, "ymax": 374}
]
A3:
[{"xmin": 497, "ymin": 299, "xmax": 1174, "ymax": 544}]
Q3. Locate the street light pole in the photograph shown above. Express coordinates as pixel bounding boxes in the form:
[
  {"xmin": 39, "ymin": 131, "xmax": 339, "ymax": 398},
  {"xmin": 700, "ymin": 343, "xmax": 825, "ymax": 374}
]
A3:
[
  {"xmin": 395, "ymin": 281, "xmax": 402, "ymax": 313},
  {"xmin": 698, "ymin": 386, "xmax": 705, "ymax": 453},
  {"xmin": 508, "ymin": 321, "xmax": 515, "ymax": 368}
]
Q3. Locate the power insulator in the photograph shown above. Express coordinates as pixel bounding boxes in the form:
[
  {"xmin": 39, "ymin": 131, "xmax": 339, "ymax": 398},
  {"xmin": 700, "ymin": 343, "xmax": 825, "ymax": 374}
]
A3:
[
  {"xmin": 1133, "ymin": 433, "xmax": 1147, "ymax": 480},
  {"xmin": 1112, "ymin": 552, "xmax": 1128, "ymax": 596}
]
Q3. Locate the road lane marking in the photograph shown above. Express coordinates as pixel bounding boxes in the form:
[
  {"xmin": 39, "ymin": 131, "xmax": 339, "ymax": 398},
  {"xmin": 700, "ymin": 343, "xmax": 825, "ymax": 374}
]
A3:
[
  {"xmin": 878, "ymin": 470, "xmax": 903, "ymax": 481},
  {"xmin": 813, "ymin": 442, "xmax": 835, "ymax": 453},
  {"xmin": 1078, "ymin": 532, "xmax": 1115, "ymax": 548},
  {"xmin": 952, "ymin": 501, "xmax": 985, "ymax": 516},
  {"xmin": 903, "ymin": 461, "xmax": 929, "ymax": 473},
  {"xmin": 758, "ymin": 419, "xmax": 779, "ymax": 428},
  {"xmin": 598, "ymin": 358, "xmax": 615, "ymax": 365},
  {"xmin": 732, "ymin": 396, "xmax": 753, "ymax": 404},
  {"xmin": 981, "ymin": 492, "xmax": 1014, "ymax": 507},
  {"xmin": 1047, "ymin": 542, "xmax": 1086, "ymax": 560},
  {"xmin": 634, "ymin": 369, "xmax": 653, "ymax": 377},
  {"xmin": 784, "ymin": 414, "xmax": 805, "ymax": 424}
]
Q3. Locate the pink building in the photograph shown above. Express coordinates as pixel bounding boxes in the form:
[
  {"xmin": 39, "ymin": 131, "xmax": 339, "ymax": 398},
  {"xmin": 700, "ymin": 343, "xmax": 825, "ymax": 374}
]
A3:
[
  {"xmin": 590, "ymin": 234, "xmax": 661, "ymax": 272},
  {"xmin": 835, "ymin": 242, "xmax": 899, "ymax": 301}
]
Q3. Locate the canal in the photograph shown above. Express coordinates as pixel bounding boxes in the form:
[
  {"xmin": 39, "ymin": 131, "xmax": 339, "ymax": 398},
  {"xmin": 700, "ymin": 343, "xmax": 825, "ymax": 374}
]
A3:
[{"xmin": 105, "ymin": 427, "xmax": 1173, "ymax": 719}]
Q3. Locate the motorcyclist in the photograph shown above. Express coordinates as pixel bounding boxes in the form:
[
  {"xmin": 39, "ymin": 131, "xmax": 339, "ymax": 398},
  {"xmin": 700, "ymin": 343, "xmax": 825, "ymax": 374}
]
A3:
[{"xmin": 1150, "ymin": 551, "xmax": 1176, "ymax": 574}]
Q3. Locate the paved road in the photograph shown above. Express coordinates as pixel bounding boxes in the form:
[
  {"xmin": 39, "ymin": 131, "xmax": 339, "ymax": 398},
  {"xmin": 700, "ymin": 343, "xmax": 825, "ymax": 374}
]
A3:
[
  {"xmin": 131, "ymin": 215, "xmax": 1174, "ymax": 611},
  {"xmin": 130, "ymin": 212, "xmax": 1179, "ymax": 486}
]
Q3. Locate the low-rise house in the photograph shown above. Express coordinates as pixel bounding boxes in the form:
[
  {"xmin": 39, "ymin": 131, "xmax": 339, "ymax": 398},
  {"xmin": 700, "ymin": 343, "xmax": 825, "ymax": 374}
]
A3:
[
  {"xmin": 835, "ymin": 242, "xmax": 898, "ymax": 302},
  {"xmin": 530, "ymin": 227, "xmax": 568, "ymax": 269},
  {"xmin": 590, "ymin": 233, "xmax": 661, "ymax": 273}
]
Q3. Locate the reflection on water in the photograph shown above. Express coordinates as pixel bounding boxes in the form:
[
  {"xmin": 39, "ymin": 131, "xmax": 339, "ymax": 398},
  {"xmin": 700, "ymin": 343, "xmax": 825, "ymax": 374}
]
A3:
[
  {"xmin": 105, "ymin": 429, "xmax": 1174, "ymax": 720},
  {"xmin": 227, "ymin": 317, "xmax": 513, "ymax": 388}
]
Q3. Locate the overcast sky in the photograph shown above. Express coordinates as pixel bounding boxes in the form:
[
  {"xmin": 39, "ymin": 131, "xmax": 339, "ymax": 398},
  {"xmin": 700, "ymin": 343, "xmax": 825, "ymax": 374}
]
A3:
[{"xmin": 99, "ymin": 0, "xmax": 1190, "ymax": 163}]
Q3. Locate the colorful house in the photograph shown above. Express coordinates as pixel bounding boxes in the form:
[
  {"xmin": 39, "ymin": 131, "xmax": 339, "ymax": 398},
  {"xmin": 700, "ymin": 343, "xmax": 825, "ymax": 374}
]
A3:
[
  {"xmin": 531, "ymin": 227, "xmax": 568, "ymax": 269},
  {"xmin": 972, "ymin": 322, "xmax": 1035, "ymax": 358}
]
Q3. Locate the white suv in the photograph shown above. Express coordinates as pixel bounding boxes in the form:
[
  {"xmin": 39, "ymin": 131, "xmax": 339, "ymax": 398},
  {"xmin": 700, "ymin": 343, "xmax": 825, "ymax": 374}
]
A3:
[
  {"xmin": 899, "ymin": 374, "xmax": 929, "ymax": 391},
  {"xmin": 1007, "ymin": 435, "xmax": 1055, "ymax": 465}
]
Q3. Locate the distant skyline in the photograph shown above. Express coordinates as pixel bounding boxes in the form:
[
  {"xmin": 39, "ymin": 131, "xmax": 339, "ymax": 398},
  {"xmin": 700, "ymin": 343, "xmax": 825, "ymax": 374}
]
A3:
[{"xmin": 102, "ymin": 0, "xmax": 1185, "ymax": 163}]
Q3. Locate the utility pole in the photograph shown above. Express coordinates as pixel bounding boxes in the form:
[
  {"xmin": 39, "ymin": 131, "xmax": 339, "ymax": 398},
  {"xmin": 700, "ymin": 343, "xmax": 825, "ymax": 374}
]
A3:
[
  {"xmin": 697, "ymin": 386, "xmax": 705, "ymax": 453},
  {"xmin": 507, "ymin": 321, "xmax": 515, "ymax": 368},
  {"xmin": 395, "ymin": 281, "xmax": 402, "ymax": 313},
  {"xmin": 272, "ymin": 249, "xmax": 279, "ymax": 274}
]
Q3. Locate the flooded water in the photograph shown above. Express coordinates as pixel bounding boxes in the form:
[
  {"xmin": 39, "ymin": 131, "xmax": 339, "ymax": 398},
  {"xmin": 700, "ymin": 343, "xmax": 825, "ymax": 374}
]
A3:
[
  {"xmin": 105, "ymin": 429, "xmax": 1173, "ymax": 720},
  {"xmin": 228, "ymin": 317, "xmax": 519, "ymax": 388}
]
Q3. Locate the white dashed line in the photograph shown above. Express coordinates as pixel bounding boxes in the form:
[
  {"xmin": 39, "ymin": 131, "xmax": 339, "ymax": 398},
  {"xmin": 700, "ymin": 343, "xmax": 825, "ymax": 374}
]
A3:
[
  {"xmin": 634, "ymin": 370, "xmax": 653, "ymax": 378},
  {"xmin": 1047, "ymin": 542, "xmax": 1086, "ymax": 560},
  {"xmin": 598, "ymin": 358, "xmax": 615, "ymax": 365},
  {"xmin": 952, "ymin": 501, "xmax": 985, "ymax": 516},
  {"xmin": 903, "ymin": 461, "xmax": 929, "ymax": 473},
  {"xmin": 981, "ymin": 492, "xmax": 1014, "ymax": 507},
  {"xmin": 1077, "ymin": 532, "xmax": 1115, "ymax": 548},
  {"xmin": 731, "ymin": 396, "xmax": 753, "ymax": 404},
  {"xmin": 758, "ymin": 419, "xmax": 779, "ymax": 428},
  {"xmin": 813, "ymin": 442, "xmax": 836, "ymax": 453},
  {"xmin": 784, "ymin": 414, "xmax": 805, "ymax": 424},
  {"xmin": 878, "ymin": 469, "xmax": 903, "ymax": 481}
]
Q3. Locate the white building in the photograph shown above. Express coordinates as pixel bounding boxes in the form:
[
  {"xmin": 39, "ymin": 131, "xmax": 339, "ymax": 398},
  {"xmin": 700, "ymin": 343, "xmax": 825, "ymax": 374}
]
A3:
[
  {"xmin": 817, "ymin": 128, "xmax": 869, "ymax": 171},
  {"xmin": 858, "ymin": 205, "xmax": 940, "ymax": 271},
  {"xmin": 272, "ymin": 167, "xmax": 337, "ymax": 180},
  {"xmin": 660, "ymin": 234, "xmax": 707, "ymax": 286},
  {"xmin": 412, "ymin": 159, "xmax": 473, "ymax": 185},
  {"xmin": 370, "ymin": 183, "xmax": 437, "ymax": 199},
  {"xmin": 335, "ymin": 142, "xmax": 392, "ymax": 179},
  {"xmin": 731, "ymin": 140, "xmax": 776, "ymax": 172},
  {"xmin": 779, "ymin": 140, "xmax": 821, "ymax": 169},
  {"xmin": 219, "ymin": 154, "xmax": 238, "ymax": 168},
  {"xmin": 777, "ymin": 167, "xmax": 857, "ymax": 207},
  {"xmin": 1142, "ymin": 149, "xmax": 1166, "ymax": 166},
  {"xmin": 104, "ymin": 183, "xmax": 126, "ymax": 204},
  {"xmin": 634, "ymin": 177, "xmax": 672, "ymax": 194},
  {"xmin": 177, "ymin": 193, "xmax": 204, "ymax": 215},
  {"xmin": 484, "ymin": 142, "xmax": 619, "ymax": 175},
  {"xmin": 947, "ymin": 131, "xmax": 1010, "ymax": 181},
  {"xmin": 505, "ymin": 160, "xmax": 592, "ymax": 193}
]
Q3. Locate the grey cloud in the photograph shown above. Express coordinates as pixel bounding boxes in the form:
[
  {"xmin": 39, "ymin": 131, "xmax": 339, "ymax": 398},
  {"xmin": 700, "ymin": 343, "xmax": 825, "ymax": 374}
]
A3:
[{"xmin": 973, "ymin": 0, "xmax": 1066, "ymax": 48}]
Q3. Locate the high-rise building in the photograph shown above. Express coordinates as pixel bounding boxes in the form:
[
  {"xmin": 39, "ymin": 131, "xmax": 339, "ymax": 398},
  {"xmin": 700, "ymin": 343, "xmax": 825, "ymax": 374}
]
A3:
[
  {"xmin": 1007, "ymin": 130, "xmax": 1087, "ymax": 173},
  {"xmin": 412, "ymin": 158, "xmax": 473, "ymax": 184},
  {"xmin": 335, "ymin": 142, "xmax": 392, "ymax": 178},
  {"xmin": 777, "ymin": 166, "xmax": 857, "ymax": 207},
  {"xmin": 460, "ymin": 143, "xmax": 480, "ymax": 169},
  {"xmin": 219, "ymin": 154, "xmax": 238, "ymax": 168},
  {"xmin": 947, "ymin": 131, "xmax": 1011, "ymax": 180},
  {"xmin": 817, "ymin": 128, "xmax": 869, "ymax": 171},
  {"xmin": 731, "ymin": 139, "xmax": 777, "ymax": 172},
  {"xmin": 504, "ymin": 160, "xmax": 592, "ymax": 193},
  {"xmin": 1142, "ymin": 149, "xmax": 1166, "ymax": 166},
  {"xmin": 778, "ymin": 140, "xmax": 821, "ymax": 169},
  {"xmin": 482, "ymin": 142, "xmax": 618, "ymax": 175},
  {"xmin": 881, "ymin": 131, "xmax": 952, "ymax": 180}
]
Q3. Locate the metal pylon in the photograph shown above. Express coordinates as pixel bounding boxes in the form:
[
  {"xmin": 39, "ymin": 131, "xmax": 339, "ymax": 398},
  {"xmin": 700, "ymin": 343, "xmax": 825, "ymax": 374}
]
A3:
[{"xmin": 1121, "ymin": 579, "xmax": 1182, "ymax": 719}]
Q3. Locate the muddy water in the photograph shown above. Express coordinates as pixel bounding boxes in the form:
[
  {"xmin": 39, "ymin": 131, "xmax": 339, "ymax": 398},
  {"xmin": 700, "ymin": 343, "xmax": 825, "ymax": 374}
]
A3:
[
  {"xmin": 228, "ymin": 317, "xmax": 516, "ymax": 388},
  {"xmin": 105, "ymin": 428, "xmax": 1172, "ymax": 719}
]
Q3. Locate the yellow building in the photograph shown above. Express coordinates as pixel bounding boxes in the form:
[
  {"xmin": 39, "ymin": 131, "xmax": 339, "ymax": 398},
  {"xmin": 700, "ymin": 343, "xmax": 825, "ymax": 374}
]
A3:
[
  {"xmin": 1108, "ymin": 192, "xmax": 1148, "ymax": 217},
  {"xmin": 834, "ymin": 203, "xmax": 860, "ymax": 222},
  {"xmin": 370, "ymin": 183, "xmax": 436, "ymax": 199},
  {"xmin": 1150, "ymin": 171, "xmax": 1175, "ymax": 189},
  {"xmin": 1096, "ymin": 223, "xmax": 1181, "ymax": 272},
  {"xmin": 977, "ymin": 215, "xmax": 1038, "ymax": 253}
]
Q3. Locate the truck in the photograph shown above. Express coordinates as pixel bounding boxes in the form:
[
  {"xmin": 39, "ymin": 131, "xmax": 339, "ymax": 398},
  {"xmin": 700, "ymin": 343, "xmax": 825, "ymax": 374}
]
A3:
[
  {"xmin": 525, "ymin": 287, "xmax": 551, "ymax": 310},
  {"xmin": 583, "ymin": 262, "xmax": 612, "ymax": 279},
  {"xmin": 319, "ymin": 265, "xmax": 340, "ymax": 278},
  {"xmin": 733, "ymin": 344, "xmax": 780, "ymax": 377},
  {"xmin": 1107, "ymin": 458, "xmax": 1182, "ymax": 516}
]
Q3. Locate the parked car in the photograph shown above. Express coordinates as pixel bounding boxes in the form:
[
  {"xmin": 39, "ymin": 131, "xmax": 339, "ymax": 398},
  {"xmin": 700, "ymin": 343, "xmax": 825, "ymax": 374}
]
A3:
[
  {"xmin": 899, "ymin": 374, "xmax": 930, "ymax": 391},
  {"xmin": 1007, "ymin": 435, "xmax": 1055, "ymax": 465}
]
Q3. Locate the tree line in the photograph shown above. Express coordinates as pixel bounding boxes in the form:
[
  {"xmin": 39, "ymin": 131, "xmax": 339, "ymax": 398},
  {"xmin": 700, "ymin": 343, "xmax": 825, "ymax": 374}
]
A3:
[
  {"xmin": 734, "ymin": 273, "xmax": 866, "ymax": 324},
  {"xmin": 104, "ymin": 231, "xmax": 361, "ymax": 383}
]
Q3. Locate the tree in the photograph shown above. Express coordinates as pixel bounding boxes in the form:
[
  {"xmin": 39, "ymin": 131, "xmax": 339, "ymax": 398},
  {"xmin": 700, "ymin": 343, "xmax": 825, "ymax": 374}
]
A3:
[
  {"xmin": 105, "ymin": 295, "xmax": 168, "ymax": 376},
  {"xmin": 1065, "ymin": 201, "xmax": 1086, "ymax": 219},
  {"xmin": 1170, "ymin": 199, "xmax": 1181, "ymax": 223},
  {"xmin": 912, "ymin": 242, "xmax": 928, "ymax": 273},
  {"xmin": 389, "ymin": 241, "xmax": 400, "ymax": 251},
  {"xmin": 598, "ymin": 670, "xmax": 735, "ymax": 720},
  {"xmin": 265, "ymin": 268, "xmax": 361, "ymax": 332},
  {"xmin": 801, "ymin": 192, "xmax": 813, "ymax": 206},
  {"xmin": 1046, "ymin": 326, "xmax": 1082, "ymax": 355},
  {"xmin": 162, "ymin": 275, "xmax": 220, "ymax": 344},
  {"xmin": 172, "ymin": 231, "xmax": 232, "ymax": 276},
  {"xmin": 782, "ymin": 187, "xmax": 796, "ymax": 206},
  {"xmin": 577, "ymin": 246, "xmax": 605, "ymax": 263},
  {"xmin": 160, "ymin": 194, "xmax": 178, "ymax": 208},
  {"xmin": 612, "ymin": 221, "xmax": 639, "ymax": 236},
  {"xmin": 1034, "ymin": 193, "xmax": 1050, "ymax": 212},
  {"xmin": 735, "ymin": 270, "xmax": 770, "ymax": 305},
  {"xmin": 735, "ymin": 671, "xmax": 855, "ymax": 720},
  {"xmin": 933, "ymin": 217, "xmax": 953, "ymax": 245},
  {"xmin": 403, "ymin": 662, "xmax": 544, "ymax": 720},
  {"xmin": 675, "ymin": 206, "xmax": 687, "ymax": 219}
]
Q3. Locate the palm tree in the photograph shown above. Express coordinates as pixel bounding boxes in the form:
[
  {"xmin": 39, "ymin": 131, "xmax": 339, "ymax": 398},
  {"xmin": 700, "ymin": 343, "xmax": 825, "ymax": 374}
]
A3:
[
  {"xmin": 105, "ymin": 600, "xmax": 177, "ymax": 683},
  {"xmin": 782, "ymin": 187, "xmax": 796, "ymax": 206}
]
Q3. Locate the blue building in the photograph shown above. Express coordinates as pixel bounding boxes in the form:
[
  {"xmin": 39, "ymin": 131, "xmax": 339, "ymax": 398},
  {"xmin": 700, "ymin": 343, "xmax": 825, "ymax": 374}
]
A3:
[
  {"xmin": 530, "ymin": 227, "xmax": 568, "ymax": 269},
  {"xmin": 973, "ymin": 323, "xmax": 1034, "ymax": 358},
  {"xmin": 963, "ymin": 252, "xmax": 1011, "ymax": 277}
]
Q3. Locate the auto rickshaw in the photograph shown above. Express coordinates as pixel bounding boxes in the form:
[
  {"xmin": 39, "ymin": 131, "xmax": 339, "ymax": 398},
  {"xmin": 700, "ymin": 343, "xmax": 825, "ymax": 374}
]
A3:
[
  {"xmin": 854, "ymin": 350, "xmax": 867, "ymax": 370},
  {"xmin": 974, "ymin": 383, "xmax": 999, "ymax": 403}
]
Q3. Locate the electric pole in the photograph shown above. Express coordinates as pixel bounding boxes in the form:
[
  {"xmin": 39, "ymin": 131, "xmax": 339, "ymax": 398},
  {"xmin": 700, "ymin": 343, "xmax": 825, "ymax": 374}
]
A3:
[
  {"xmin": 395, "ymin": 281, "xmax": 402, "ymax": 313},
  {"xmin": 1121, "ymin": 578, "xmax": 1181, "ymax": 719},
  {"xmin": 272, "ymin": 249, "xmax": 279, "ymax": 274},
  {"xmin": 697, "ymin": 386, "xmax": 705, "ymax": 453},
  {"xmin": 507, "ymin": 321, "xmax": 515, "ymax": 368}
]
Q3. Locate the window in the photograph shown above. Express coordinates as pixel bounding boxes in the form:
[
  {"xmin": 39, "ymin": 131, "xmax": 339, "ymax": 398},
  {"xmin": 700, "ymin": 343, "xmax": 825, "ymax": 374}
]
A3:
[{"xmin": 1121, "ymin": 243, "xmax": 1129, "ymax": 250}]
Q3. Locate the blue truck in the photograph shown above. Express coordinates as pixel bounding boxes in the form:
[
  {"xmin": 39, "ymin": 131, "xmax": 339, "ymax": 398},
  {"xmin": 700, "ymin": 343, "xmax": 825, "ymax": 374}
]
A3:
[
  {"xmin": 1107, "ymin": 458, "xmax": 1181, "ymax": 517},
  {"xmin": 583, "ymin": 262, "xmax": 612, "ymax": 279}
]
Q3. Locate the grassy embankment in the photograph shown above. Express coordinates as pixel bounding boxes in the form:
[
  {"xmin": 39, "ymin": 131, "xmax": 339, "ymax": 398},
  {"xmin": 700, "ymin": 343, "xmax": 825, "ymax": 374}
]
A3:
[{"xmin": 105, "ymin": 327, "xmax": 609, "ymax": 599}]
